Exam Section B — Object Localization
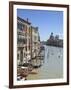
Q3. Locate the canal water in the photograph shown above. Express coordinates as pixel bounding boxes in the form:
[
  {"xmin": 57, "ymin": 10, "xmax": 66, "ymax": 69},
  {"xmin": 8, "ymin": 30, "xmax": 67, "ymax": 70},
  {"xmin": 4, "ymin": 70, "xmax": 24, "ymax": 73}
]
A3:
[{"xmin": 27, "ymin": 45, "xmax": 63, "ymax": 80}]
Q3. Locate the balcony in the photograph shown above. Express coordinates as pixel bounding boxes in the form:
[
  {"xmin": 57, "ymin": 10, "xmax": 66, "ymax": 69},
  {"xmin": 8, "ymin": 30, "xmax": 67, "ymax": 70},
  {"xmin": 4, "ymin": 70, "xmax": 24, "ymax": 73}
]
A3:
[
  {"xmin": 17, "ymin": 44, "xmax": 26, "ymax": 48},
  {"xmin": 17, "ymin": 29, "xmax": 26, "ymax": 35}
]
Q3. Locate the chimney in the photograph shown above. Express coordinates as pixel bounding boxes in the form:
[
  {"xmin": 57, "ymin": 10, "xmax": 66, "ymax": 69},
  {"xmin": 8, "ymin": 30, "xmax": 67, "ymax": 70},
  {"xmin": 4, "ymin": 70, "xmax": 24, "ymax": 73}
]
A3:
[{"xmin": 27, "ymin": 18, "xmax": 28, "ymax": 22}]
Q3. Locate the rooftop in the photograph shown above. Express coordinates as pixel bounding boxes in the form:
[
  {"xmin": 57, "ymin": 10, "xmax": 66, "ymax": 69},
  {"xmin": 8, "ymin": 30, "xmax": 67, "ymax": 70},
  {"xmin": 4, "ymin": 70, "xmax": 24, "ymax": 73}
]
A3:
[{"xmin": 17, "ymin": 16, "xmax": 31, "ymax": 25}]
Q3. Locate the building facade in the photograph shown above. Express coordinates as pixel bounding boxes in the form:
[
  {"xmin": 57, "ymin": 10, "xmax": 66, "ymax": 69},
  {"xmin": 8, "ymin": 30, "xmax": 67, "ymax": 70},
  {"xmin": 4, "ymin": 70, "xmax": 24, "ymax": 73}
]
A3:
[
  {"xmin": 17, "ymin": 17, "xmax": 40, "ymax": 66},
  {"xmin": 31, "ymin": 26, "xmax": 40, "ymax": 58}
]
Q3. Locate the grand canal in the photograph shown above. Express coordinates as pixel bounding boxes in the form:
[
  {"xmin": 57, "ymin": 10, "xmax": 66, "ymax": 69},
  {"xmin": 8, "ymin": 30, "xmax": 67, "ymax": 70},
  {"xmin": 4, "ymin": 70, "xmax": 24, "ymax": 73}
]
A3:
[{"xmin": 27, "ymin": 45, "xmax": 63, "ymax": 80}]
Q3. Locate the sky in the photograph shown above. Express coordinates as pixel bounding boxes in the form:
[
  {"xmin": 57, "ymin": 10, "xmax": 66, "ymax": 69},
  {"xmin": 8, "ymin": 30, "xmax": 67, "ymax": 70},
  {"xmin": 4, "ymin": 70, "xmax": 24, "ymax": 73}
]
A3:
[{"xmin": 17, "ymin": 9, "xmax": 63, "ymax": 41}]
